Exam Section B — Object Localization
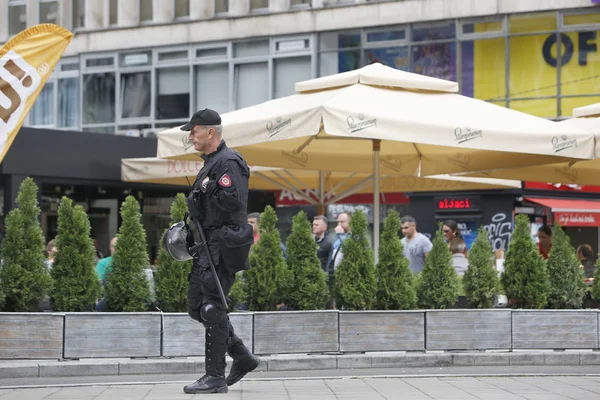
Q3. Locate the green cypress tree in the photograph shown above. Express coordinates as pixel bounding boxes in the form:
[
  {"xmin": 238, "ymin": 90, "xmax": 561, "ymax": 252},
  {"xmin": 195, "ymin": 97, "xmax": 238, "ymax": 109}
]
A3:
[
  {"xmin": 417, "ymin": 224, "xmax": 459, "ymax": 309},
  {"xmin": 592, "ymin": 257, "xmax": 600, "ymax": 302},
  {"xmin": 50, "ymin": 197, "xmax": 102, "ymax": 311},
  {"xmin": 154, "ymin": 193, "xmax": 191, "ymax": 312},
  {"xmin": 501, "ymin": 214, "xmax": 550, "ymax": 309},
  {"xmin": 105, "ymin": 196, "xmax": 152, "ymax": 312},
  {"xmin": 227, "ymin": 271, "xmax": 246, "ymax": 312},
  {"xmin": 376, "ymin": 210, "xmax": 417, "ymax": 310},
  {"xmin": 334, "ymin": 209, "xmax": 377, "ymax": 310},
  {"xmin": 463, "ymin": 227, "xmax": 500, "ymax": 308},
  {"xmin": 0, "ymin": 178, "xmax": 51, "ymax": 311},
  {"xmin": 546, "ymin": 223, "xmax": 586, "ymax": 309},
  {"xmin": 243, "ymin": 206, "xmax": 291, "ymax": 311},
  {"xmin": 285, "ymin": 211, "xmax": 329, "ymax": 310}
]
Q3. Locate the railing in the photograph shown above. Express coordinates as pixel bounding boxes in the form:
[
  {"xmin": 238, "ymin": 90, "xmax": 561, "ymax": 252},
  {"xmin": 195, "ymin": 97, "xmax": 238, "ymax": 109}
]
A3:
[{"xmin": 1, "ymin": 309, "xmax": 598, "ymax": 360}]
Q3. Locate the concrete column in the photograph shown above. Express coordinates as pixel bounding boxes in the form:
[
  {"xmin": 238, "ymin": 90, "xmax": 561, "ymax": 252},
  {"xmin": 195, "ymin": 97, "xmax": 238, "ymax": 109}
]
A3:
[
  {"xmin": 269, "ymin": 0, "xmax": 289, "ymax": 12},
  {"xmin": 0, "ymin": 0, "xmax": 8, "ymax": 42},
  {"xmin": 57, "ymin": 0, "xmax": 71, "ymax": 29},
  {"xmin": 228, "ymin": 0, "xmax": 249, "ymax": 16},
  {"xmin": 190, "ymin": 0, "xmax": 214, "ymax": 19},
  {"xmin": 152, "ymin": 0, "xmax": 173, "ymax": 22},
  {"xmin": 119, "ymin": 0, "xmax": 139, "ymax": 27},
  {"xmin": 85, "ymin": 0, "xmax": 104, "ymax": 29},
  {"xmin": 26, "ymin": 0, "xmax": 39, "ymax": 27}
]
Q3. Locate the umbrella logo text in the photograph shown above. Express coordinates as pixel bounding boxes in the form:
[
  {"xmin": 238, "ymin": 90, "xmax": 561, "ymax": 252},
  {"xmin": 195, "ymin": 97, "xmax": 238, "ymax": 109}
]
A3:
[
  {"xmin": 381, "ymin": 156, "xmax": 403, "ymax": 172},
  {"xmin": 0, "ymin": 50, "xmax": 42, "ymax": 137},
  {"xmin": 454, "ymin": 127, "xmax": 483, "ymax": 144},
  {"xmin": 447, "ymin": 153, "xmax": 471, "ymax": 169},
  {"xmin": 347, "ymin": 114, "xmax": 377, "ymax": 133},
  {"xmin": 266, "ymin": 116, "xmax": 292, "ymax": 138},
  {"xmin": 552, "ymin": 135, "xmax": 578, "ymax": 153},
  {"xmin": 281, "ymin": 150, "xmax": 308, "ymax": 167},
  {"xmin": 554, "ymin": 165, "xmax": 578, "ymax": 183}
]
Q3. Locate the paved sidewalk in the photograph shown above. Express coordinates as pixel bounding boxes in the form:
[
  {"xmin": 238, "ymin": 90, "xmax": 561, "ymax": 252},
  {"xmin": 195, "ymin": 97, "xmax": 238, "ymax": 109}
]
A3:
[{"xmin": 1, "ymin": 376, "xmax": 600, "ymax": 399}]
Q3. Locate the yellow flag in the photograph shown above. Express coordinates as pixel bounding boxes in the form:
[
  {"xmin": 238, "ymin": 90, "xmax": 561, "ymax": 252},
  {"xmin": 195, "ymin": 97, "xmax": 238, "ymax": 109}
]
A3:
[{"xmin": 0, "ymin": 24, "xmax": 73, "ymax": 164}]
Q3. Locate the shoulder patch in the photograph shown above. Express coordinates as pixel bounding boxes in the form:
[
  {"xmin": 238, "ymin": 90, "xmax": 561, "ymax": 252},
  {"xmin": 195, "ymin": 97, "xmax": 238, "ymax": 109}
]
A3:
[{"xmin": 218, "ymin": 174, "xmax": 232, "ymax": 187}]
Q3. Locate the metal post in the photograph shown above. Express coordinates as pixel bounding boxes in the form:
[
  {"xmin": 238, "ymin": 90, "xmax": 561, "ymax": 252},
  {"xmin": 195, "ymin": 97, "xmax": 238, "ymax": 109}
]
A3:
[
  {"xmin": 373, "ymin": 140, "xmax": 381, "ymax": 265},
  {"xmin": 318, "ymin": 171, "xmax": 325, "ymax": 215}
]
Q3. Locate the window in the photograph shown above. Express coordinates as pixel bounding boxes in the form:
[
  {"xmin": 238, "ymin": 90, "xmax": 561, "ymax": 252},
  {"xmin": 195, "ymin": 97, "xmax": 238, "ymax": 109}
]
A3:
[
  {"xmin": 140, "ymin": 0, "xmax": 153, "ymax": 22},
  {"xmin": 8, "ymin": 2, "xmax": 26, "ymax": 36},
  {"xmin": 364, "ymin": 47, "xmax": 408, "ymax": 70},
  {"xmin": 119, "ymin": 51, "xmax": 152, "ymax": 67},
  {"xmin": 234, "ymin": 63, "xmax": 268, "ymax": 109},
  {"xmin": 460, "ymin": 38, "xmax": 505, "ymax": 101},
  {"xmin": 234, "ymin": 40, "xmax": 269, "ymax": 57},
  {"xmin": 120, "ymin": 72, "xmax": 151, "ymax": 119},
  {"xmin": 109, "ymin": 0, "xmax": 118, "ymax": 25},
  {"xmin": 72, "ymin": 0, "xmax": 85, "ymax": 28},
  {"xmin": 156, "ymin": 67, "xmax": 190, "ymax": 119},
  {"xmin": 290, "ymin": 0, "xmax": 310, "ymax": 6},
  {"xmin": 196, "ymin": 64, "xmax": 230, "ymax": 114},
  {"xmin": 215, "ymin": 0, "xmax": 228, "ymax": 13},
  {"xmin": 158, "ymin": 50, "xmax": 189, "ymax": 62},
  {"xmin": 319, "ymin": 50, "xmax": 359, "ymax": 76},
  {"xmin": 411, "ymin": 41, "xmax": 456, "ymax": 80},
  {"xmin": 174, "ymin": 0, "xmax": 190, "ymax": 18},
  {"xmin": 274, "ymin": 57, "xmax": 311, "ymax": 98},
  {"xmin": 39, "ymin": 0, "xmax": 58, "ymax": 24},
  {"xmin": 58, "ymin": 78, "xmax": 80, "ymax": 128},
  {"xmin": 365, "ymin": 29, "xmax": 406, "ymax": 43},
  {"xmin": 83, "ymin": 73, "xmax": 116, "ymax": 124},
  {"xmin": 196, "ymin": 47, "xmax": 228, "ymax": 59},
  {"xmin": 412, "ymin": 22, "xmax": 456, "ymax": 42},
  {"xmin": 250, "ymin": 0, "xmax": 268, "ymax": 11},
  {"xmin": 30, "ymin": 83, "xmax": 55, "ymax": 126},
  {"xmin": 319, "ymin": 31, "xmax": 361, "ymax": 51}
]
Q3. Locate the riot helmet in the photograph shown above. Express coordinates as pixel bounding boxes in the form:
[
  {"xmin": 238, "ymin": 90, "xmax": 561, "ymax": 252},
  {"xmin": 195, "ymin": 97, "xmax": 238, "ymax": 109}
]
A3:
[{"xmin": 162, "ymin": 221, "xmax": 193, "ymax": 261}]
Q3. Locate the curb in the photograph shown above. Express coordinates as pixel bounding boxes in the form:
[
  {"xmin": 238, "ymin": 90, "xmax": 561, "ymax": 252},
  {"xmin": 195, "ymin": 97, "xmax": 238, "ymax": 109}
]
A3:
[{"xmin": 2, "ymin": 351, "xmax": 600, "ymax": 379}]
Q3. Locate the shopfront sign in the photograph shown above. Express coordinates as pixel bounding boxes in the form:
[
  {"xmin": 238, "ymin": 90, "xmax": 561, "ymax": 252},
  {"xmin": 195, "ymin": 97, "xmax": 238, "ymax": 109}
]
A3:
[
  {"xmin": 555, "ymin": 212, "xmax": 600, "ymax": 227},
  {"xmin": 435, "ymin": 195, "xmax": 482, "ymax": 212},
  {"xmin": 275, "ymin": 190, "xmax": 409, "ymax": 206}
]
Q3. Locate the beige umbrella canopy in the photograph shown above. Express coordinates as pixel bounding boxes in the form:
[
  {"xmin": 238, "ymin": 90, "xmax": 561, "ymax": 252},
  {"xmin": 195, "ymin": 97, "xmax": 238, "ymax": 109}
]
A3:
[
  {"xmin": 121, "ymin": 157, "xmax": 521, "ymax": 205},
  {"xmin": 460, "ymin": 104, "xmax": 600, "ymax": 185}
]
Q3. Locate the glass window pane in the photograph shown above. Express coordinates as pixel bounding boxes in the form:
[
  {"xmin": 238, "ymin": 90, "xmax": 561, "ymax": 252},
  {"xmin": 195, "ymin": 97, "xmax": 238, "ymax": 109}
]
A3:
[
  {"xmin": 509, "ymin": 99, "xmax": 557, "ymax": 118},
  {"xmin": 564, "ymin": 13, "xmax": 600, "ymax": 26},
  {"xmin": 319, "ymin": 32, "xmax": 361, "ymax": 50},
  {"xmin": 366, "ymin": 30, "xmax": 406, "ymax": 43},
  {"xmin": 83, "ymin": 126, "xmax": 115, "ymax": 134},
  {"xmin": 250, "ymin": 0, "xmax": 268, "ymax": 9},
  {"xmin": 411, "ymin": 42, "xmax": 456, "ymax": 80},
  {"xmin": 460, "ymin": 38, "xmax": 505, "ymax": 100},
  {"xmin": 234, "ymin": 62, "xmax": 268, "ymax": 109},
  {"xmin": 196, "ymin": 47, "xmax": 227, "ymax": 59},
  {"xmin": 509, "ymin": 12, "xmax": 556, "ymax": 34},
  {"xmin": 363, "ymin": 47, "xmax": 408, "ymax": 70},
  {"xmin": 119, "ymin": 51, "xmax": 151, "ymax": 67},
  {"xmin": 158, "ymin": 50, "xmax": 188, "ymax": 61},
  {"xmin": 319, "ymin": 50, "xmax": 360, "ymax": 76},
  {"xmin": 234, "ymin": 41, "xmax": 269, "ymax": 57},
  {"xmin": 120, "ymin": 72, "xmax": 151, "ymax": 119},
  {"xmin": 86, "ymin": 57, "xmax": 114, "ymax": 67},
  {"xmin": 274, "ymin": 57, "xmax": 312, "ymax": 99},
  {"xmin": 215, "ymin": 0, "xmax": 228, "ymax": 13},
  {"xmin": 412, "ymin": 23, "xmax": 456, "ymax": 42},
  {"xmin": 30, "ymin": 83, "xmax": 55, "ymax": 126},
  {"xmin": 561, "ymin": 96, "xmax": 600, "ymax": 118},
  {"xmin": 58, "ymin": 78, "xmax": 79, "ymax": 128},
  {"xmin": 72, "ymin": 0, "xmax": 85, "ymax": 28},
  {"xmin": 560, "ymin": 31, "xmax": 600, "ymax": 96},
  {"xmin": 140, "ymin": 0, "xmax": 153, "ymax": 21},
  {"xmin": 175, "ymin": 0, "xmax": 190, "ymax": 17},
  {"xmin": 461, "ymin": 20, "xmax": 503, "ymax": 35},
  {"xmin": 196, "ymin": 64, "xmax": 229, "ymax": 114},
  {"xmin": 156, "ymin": 67, "xmax": 190, "ymax": 120},
  {"xmin": 509, "ymin": 35, "xmax": 557, "ymax": 99},
  {"xmin": 40, "ymin": 1, "xmax": 58, "ymax": 24},
  {"xmin": 109, "ymin": 0, "xmax": 118, "ymax": 25},
  {"xmin": 8, "ymin": 5, "xmax": 26, "ymax": 36},
  {"xmin": 83, "ymin": 73, "xmax": 115, "ymax": 124},
  {"xmin": 290, "ymin": 0, "xmax": 310, "ymax": 5}
]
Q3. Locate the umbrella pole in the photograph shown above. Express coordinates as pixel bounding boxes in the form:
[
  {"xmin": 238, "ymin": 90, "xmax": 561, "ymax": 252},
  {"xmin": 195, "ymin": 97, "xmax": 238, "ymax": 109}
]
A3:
[
  {"xmin": 373, "ymin": 140, "xmax": 381, "ymax": 265},
  {"xmin": 318, "ymin": 171, "xmax": 325, "ymax": 215}
]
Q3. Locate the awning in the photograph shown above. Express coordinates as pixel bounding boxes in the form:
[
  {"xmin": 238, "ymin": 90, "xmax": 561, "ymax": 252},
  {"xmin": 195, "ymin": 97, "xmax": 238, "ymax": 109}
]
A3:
[{"xmin": 525, "ymin": 197, "xmax": 600, "ymax": 227}]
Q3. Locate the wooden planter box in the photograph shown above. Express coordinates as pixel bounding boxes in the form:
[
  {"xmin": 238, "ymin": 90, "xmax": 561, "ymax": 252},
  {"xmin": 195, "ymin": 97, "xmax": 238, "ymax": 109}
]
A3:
[
  {"xmin": 426, "ymin": 309, "xmax": 512, "ymax": 351},
  {"xmin": 512, "ymin": 310, "xmax": 599, "ymax": 350},
  {"xmin": 253, "ymin": 311, "xmax": 338, "ymax": 355},
  {"xmin": 162, "ymin": 312, "xmax": 253, "ymax": 357},
  {"xmin": 339, "ymin": 311, "xmax": 424, "ymax": 352},
  {"xmin": 63, "ymin": 313, "xmax": 162, "ymax": 358},
  {"xmin": 0, "ymin": 313, "xmax": 64, "ymax": 359}
]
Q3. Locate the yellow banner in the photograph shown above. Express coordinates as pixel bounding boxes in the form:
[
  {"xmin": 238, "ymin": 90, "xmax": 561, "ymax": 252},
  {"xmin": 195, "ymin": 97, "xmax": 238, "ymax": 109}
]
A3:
[{"xmin": 0, "ymin": 24, "xmax": 73, "ymax": 164}]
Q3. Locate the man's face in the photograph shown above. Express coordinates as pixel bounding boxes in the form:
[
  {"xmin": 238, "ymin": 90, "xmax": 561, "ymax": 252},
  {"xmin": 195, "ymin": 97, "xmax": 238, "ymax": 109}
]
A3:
[
  {"xmin": 248, "ymin": 217, "xmax": 259, "ymax": 235},
  {"xmin": 188, "ymin": 125, "xmax": 214, "ymax": 153},
  {"xmin": 337, "ymin": 214, "xmax": 350, "ymax": 233},
  {"xmin": 401, "ymin": 222, "xmax": 416, "ymax": 238},
  {"xmin": 313, "ymin": 219, "xmax": 327, "ymax": 236},
  {"xmin": 537, "ymin": 231, "xmax": 551, "ymax": 248}
]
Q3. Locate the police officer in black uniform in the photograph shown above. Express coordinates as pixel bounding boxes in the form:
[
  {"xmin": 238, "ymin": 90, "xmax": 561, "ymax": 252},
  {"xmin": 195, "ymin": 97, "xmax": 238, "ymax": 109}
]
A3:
[{"xmin": 179, "ymin": 108, "xmax": 259, "ymax": 394}]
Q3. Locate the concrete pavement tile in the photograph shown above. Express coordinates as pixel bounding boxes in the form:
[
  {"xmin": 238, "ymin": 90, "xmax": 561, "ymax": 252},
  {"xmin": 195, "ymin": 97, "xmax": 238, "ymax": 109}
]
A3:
[
  {"xmin": 369, "ymin": 354, "xmax": 405, "ymax": 368},
  {"xmin": 580, "ymin": 352, "xmax": 600, "ymax": 365},
  {"xmin": 43, "ymin": 386, "xmax": 107, "ymax": 399},
  {"xmin": 118, "ymin": 359, "xmax": 195, "ymax": 375},
  {"xmin": 336, "ymin": 354, "xmax": 372, "ymax": 369},
  {"xmin": 405, "ymin": 353, "xmax": 452, "ymax": 367},
  {"xmin": 0, "ymin": 363, "xmax": 38, "ymax": 379},
  {"xmin": 0, "ymin": 388, "xmax": 61, "ymax": 400},
  {"xmin": 267, "ymin": 355, "xmax": 336, "ymax": 371},
  {"xmin": 544, "ymin": 353, "xmax": 581, "ymax": 365},
  {"xmin": 510, "ymin": 353, "xmax": 546, "ymax": 365},
  {"xmin": 39, "ymin": 361, "xmax": 118, "ymax": 378}
]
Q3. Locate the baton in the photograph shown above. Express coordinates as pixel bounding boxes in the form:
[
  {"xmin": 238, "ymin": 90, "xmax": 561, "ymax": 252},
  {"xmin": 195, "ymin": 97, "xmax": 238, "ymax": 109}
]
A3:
[{"xmin": 188, "ymin": 217, "xmax": 229, "ymax": 310}]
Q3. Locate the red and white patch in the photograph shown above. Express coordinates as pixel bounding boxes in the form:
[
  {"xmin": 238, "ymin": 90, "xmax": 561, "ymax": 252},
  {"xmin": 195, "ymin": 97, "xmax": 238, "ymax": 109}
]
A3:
[{"xmin": 218, "ymin": 174, "xmax": 232, "ymax": 187}]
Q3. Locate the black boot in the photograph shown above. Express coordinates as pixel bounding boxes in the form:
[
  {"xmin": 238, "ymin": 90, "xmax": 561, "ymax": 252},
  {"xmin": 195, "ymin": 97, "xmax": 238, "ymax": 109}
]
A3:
[
  {"xmin": 226, "ymin": 334, "xmax": 260, "ymax": 386},
  {"xmin": 183, "ymin": 322, "xmax": 229, "ymax": 394}
]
